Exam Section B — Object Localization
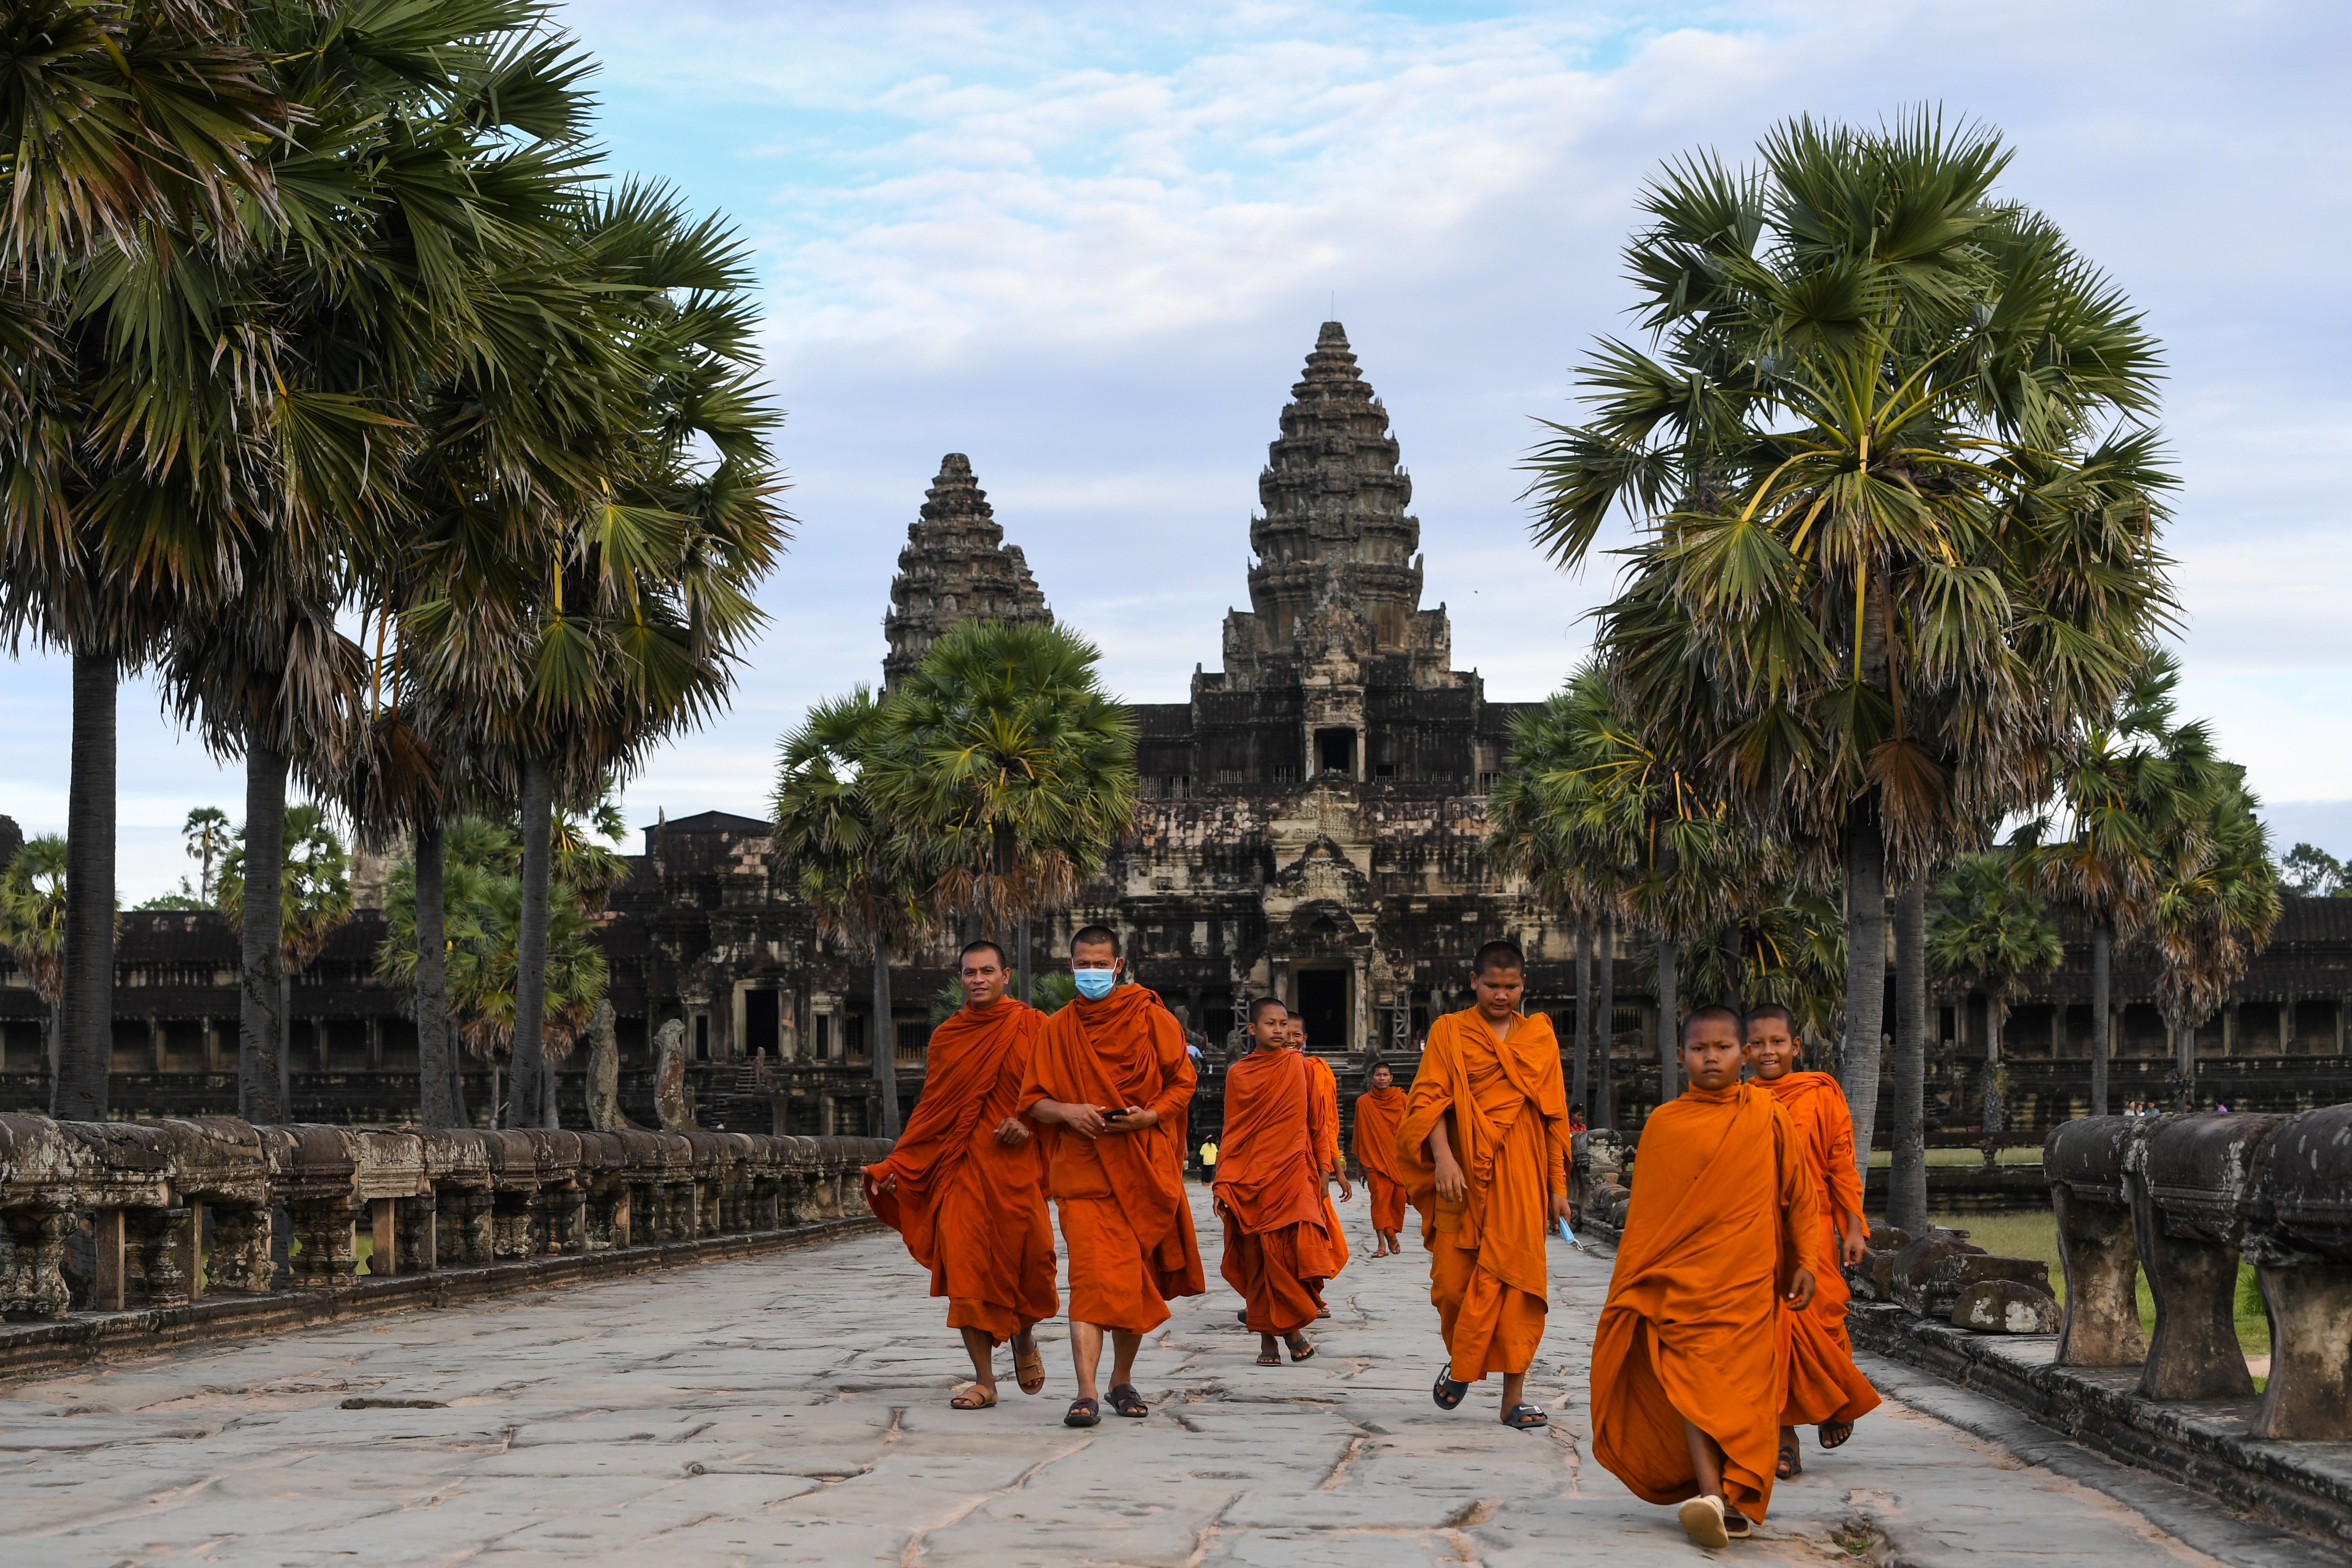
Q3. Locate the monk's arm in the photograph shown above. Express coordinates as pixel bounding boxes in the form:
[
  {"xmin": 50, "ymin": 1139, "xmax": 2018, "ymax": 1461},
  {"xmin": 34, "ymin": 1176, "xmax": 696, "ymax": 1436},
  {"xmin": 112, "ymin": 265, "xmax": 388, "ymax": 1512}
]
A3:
[
  {"xmin": 1546, "ymin": 1125, "xmax": 1572, "ymax": 1223},
  {"xmin": 1027, "ymin": 1097, "xmax": 1107, "ymax": 1138},
  {"xmin": 1823, "ymin": 1110, "xmax": 1869, "ymax": 1263},
  {"xmin": 1778, "ymin": 1121, "xmax": 1821, "ymax": 1305},
  {"xmin": 1426, "ymin": 1114, "xmax": 1467, "ymax": 1202}
]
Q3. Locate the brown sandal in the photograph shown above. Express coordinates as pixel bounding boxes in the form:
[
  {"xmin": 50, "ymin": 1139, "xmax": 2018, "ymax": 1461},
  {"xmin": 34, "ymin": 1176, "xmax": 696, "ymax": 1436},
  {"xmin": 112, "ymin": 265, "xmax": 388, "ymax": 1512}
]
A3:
[
  {"xmin": 950, "ymin": 1381, "xmax": 996, "ymax": 1410},
  {"xmin": 1818, "ymin": 1418, "xmax": 1855, "ymax": 1449},
  {"xmin": 1777, "ymin": 1435, "xmax": 1802, "ymax": 1478},
  {"xmin": 1013, "ymin": 1341, "xmax": 1046, "ymax": 1396}
]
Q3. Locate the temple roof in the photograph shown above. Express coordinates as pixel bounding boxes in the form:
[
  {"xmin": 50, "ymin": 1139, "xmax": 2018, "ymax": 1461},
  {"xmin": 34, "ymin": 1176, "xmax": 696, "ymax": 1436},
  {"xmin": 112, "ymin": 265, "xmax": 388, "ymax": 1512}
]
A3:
[{"xmin": 882, "ymin": 453, "xmax": 1053, "ymax": 690}]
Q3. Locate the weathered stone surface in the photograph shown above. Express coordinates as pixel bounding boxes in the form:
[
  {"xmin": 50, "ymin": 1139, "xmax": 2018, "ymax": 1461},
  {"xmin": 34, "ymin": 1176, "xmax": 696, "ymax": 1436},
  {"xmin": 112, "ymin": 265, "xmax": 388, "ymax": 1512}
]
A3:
[
  {"xmin": 1953, "ymin": 1277, "xmax": 2062, "ymax": 1334},
  {"xmin": 1890, "ymin": 1227, "xmax": 1987, "ymax": 1316},
  {"xmin": 882, "ymin": 452, "xmax": 1053, "ymax": 692},
  {"xmin": 0, "ymin": 1187, "xmax": 2304, "ymax": 1565}
]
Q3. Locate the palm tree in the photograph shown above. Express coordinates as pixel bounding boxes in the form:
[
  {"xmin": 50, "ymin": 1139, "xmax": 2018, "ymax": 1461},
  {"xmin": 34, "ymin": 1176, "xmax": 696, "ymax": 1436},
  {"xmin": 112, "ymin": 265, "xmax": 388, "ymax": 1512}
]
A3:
[
  {"xmin": 0, "ymin": 834, "xmax": 71, "ymax": 1081},
  {"xmin": 775, "ymin": 690, "xmax": 933, "ymax": 1138},
  {"xmin": 1927, "ymin": 852, "xmax": 2062, "ymax": 1149},
  {"xmin": 2139, "ymin": 768, "xmax": 2280, "ymax": 1111},
  {"xmin": 867, "ymin": 620, "xmax": 1137, "ymax": 1007},
  {"xmin": 219, "ymin": 804, "xmax": 356, "ymax": 1116},
  {"xmin": 181, "ymin": 808, "xmax": 234, "ymax": 904},
  {"xmin": 1526, "ymin": 112, "xmax": 2175, "ymax": 1183}
]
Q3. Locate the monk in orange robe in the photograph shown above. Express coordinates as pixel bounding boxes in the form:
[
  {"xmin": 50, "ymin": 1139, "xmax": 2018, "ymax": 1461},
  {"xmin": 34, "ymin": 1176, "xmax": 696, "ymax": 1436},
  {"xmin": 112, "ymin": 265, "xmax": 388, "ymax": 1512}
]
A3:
[
  {"xmin": 1289, "ymin": 1015, "xmax": 1352, "ymax": 1298},
  {"xmin": 1216, "ymin": 998, "xmax": 1341, "ymax": 1363},
  {"xmin": 1021, "ymin": 926, "xmax": 1206, "ymax": 1428},
  {"xmin": 865, "ymin": 940, "xmax": 1056, "ymax": 1409},
  {"xmin": 1354, "ymin": 1061, "xmax": 1408, "ymax": 1256},
  {"xmin": 1395, "ymin": 941, "xmax": 1571, "ymax": 1431},
  {"xmin": 1591, "ymin": 1006, "xmax": 1819, "ymax": 1549},
  {"xmin": 1746, "ymin": 1003, "xmax": 1879, "ymax": 1475}
]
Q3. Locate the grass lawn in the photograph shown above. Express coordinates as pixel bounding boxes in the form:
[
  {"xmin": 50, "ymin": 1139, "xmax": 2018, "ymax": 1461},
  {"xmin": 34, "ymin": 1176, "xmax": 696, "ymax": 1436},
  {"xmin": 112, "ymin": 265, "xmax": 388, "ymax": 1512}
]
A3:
[
  {"xmin": 1925, "ymin": 1208, "xmax": 2270, "ymax": 1386},
  {"xmin": 1868, "ymin": 1146, "xmax": 2044, "ymax": 1166}
]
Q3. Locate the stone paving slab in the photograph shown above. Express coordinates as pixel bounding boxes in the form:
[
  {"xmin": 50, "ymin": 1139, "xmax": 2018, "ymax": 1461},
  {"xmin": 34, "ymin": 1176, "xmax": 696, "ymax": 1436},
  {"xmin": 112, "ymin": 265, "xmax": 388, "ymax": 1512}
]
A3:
[{"xmin": 0, "ymin": 1186, "xmax": 2326, "ymax": 1565}]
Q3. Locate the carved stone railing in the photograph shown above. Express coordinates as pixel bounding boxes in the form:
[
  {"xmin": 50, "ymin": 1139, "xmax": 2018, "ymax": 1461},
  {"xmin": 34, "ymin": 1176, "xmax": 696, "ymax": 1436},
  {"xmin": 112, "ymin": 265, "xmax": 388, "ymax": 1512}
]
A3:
[
  {"xmin": 0, "ymin": 1115, "xmax": 889, "ymax": 1323},
  {"xmin": 2047, "ymin": 1106, "xmax": 2352, "ymax": 1441}
]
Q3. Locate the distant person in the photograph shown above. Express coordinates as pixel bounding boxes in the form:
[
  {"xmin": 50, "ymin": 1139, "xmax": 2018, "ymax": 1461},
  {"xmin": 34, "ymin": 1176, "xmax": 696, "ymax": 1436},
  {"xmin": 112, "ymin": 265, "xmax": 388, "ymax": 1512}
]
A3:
[
  {"xmin": 1590, "ymin": 1006, "xmax": 1818, "ymax": 1548},
  {"xmin": 1021, "ymin": 926, "xmax": 1206, "ymax": 1426},
  {"xmin": 864, "ymin": 940, "xmax": 1055, "ymax": 1410},
  {"xmin": 1744, "ymin": 1004, "xmax": 1879, "ymax": 1475},
  {"xmin": 1396, "ymin": 941, "xmax": 1572, "ymax": 1432},
  {"xmin": 1353, "ymin": 1061, "xmax": 1409, "ymax": 1258},
  {"xmin": 1214, "ymin": 998, "xmax": 1338, "ymax": 1365},
  {"xmin": 1198, "ymin": 1138, "xmax": 1219, "ymax": 1183}
]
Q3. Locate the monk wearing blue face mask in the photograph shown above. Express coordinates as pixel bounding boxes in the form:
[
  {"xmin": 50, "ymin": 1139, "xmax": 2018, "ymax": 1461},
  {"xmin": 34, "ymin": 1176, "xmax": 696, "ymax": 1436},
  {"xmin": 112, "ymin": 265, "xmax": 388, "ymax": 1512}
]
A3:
[{"xmin": 1021, "ymin": 925, "xmax": 1205, "ymax": 1429}]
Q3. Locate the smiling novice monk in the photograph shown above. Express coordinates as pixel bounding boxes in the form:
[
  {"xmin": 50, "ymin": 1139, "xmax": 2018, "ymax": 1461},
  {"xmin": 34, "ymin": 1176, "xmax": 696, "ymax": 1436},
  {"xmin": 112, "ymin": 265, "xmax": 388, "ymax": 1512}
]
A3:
[
  {"xmin": 865, "ymin": 940, "xmax": 1056, "ymax": 1410},
  {"xmin": 1216, "ymin": 998, "xmax": 1340, "ymax": 1365},
  {"xmin": 1353, "ymin": 1062, "xmax": 1409, "ymax": 1258},
  {"xmin": 1021, "ymin": 926, "xmax": 1206, "ymax": 1428},
  {"xmin": 1745, "ymin": 1003, "xmax": 1880, "ymax": 1476},
  {"xmin": 1396, "ymin": 941, "xmax": 1572, "ymax": 1431},
  {"xmin": 1591, "ymin": 1006, "xmax": 1820, "ymax": 1549}
]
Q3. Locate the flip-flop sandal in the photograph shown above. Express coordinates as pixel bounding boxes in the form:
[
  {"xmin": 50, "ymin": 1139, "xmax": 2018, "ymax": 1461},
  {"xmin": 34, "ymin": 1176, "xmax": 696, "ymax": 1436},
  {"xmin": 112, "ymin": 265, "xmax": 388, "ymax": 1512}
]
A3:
[
  {"xmin": 1777, "ymin": 1437, "xmax": 1802, "ymax": 1478},
  {"xmin": 1432, "ymin": 1372, "xmax": 1469, "ymax": 1410},
  {"xmin": 1235, "ymin": 1309, "xmax": 1249, "ymax": 1324},
  {"xmin": 1818, "ymin": 1419, "xmax": 1855, "ymax": 1449},
  {"xmin": 950, "ymin": 1381, "xmax": 996, "ymax": 1410},
  {"xmin": 1285, "ymin": 1333, "xmax": 1316, "ymax": 1363},
  {"xmin": 1724, "ymin": 1506, "xmax": 1753, "ymax": 1539},
  {"xmin": 1677, "ymin": 1495, "xmax": 1730, "ymax": 1550},
  {"xmin": 1063, "ymin": 1397, "xmax": 1100, "ymax": 1427},
  {"xmin": 1107, "ymin": 1383, "xmax": 1149, "ymax": 1418},
  {"xmin": 1501, "ymin": 1403, "xmax": 1548, "ymax": 1430},
  {"xmin": 1317, "ymin": 1304, "xmax": 1331, "ymax": 1318},
  {"xmin": 1013, "ymin": 1343, "xmax": 1046, "ymax": 1396},
  {"xmin": 1254, "ymin": 1349, "xmax": 1282, "ymax": 1366}
]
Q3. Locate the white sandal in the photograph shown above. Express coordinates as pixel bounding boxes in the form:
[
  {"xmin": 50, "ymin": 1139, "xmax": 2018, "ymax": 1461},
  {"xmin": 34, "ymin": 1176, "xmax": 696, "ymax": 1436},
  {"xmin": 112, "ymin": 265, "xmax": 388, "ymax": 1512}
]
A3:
[{"xmin": 1677, "ymin": 1493, "xmax": 1730, "ymax": 1549}]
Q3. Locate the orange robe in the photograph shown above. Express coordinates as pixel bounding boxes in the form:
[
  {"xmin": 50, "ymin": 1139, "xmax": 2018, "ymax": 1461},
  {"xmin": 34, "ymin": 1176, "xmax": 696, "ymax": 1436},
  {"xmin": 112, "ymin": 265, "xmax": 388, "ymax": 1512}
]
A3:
[
  {"xmin": 1395, "ymin": 1009, "xmax": 1570, "ymax": 1382},
  {"xmin": 1764, "ymin": 1071, "xmax": 1881, "ymax": 1428},
  {"xmin": 1306, "ymin": 1054, "xmax": 1351, "ymax": 1276},
  {"xmin": 863, "ymin": 999, "xmax": 1058, "ymax": 1342},
  {"xmin": 1353, "ymin": 1085, "xmax": 1409, "ymax": 1233},
  {"xmin": 1215, "ymin": 1049, "xmax": 1339, "ymax": 1334},
  {"xmin": 1590, "ymin": 1082, "xmax": 1818, "ymax": 1523},
  {"xmin": 1019, "ymin": 984, "xmax": 1206, "ymax": 1334}
]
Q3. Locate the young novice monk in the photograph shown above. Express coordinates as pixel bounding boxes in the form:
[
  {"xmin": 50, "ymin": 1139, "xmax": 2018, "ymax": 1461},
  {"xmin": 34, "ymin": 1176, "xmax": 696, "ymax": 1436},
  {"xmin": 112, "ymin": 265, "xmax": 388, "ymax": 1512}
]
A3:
[
  {"xmin": 1590, "ymin": 1005, "xmax": 1819, "ymax": 1548},
  {"xmin": 1353, "ymin": 1062, "xmax": 1409, "ymax": 1258},
  {"xmin": 1745, "ymin": 1003, "xmax": 1879, "ymax": 1476},
  {"xmin": 1396, "ymin": 941, "xmax": 1573, "ymax": 1431},
  {"xmin": 865, "ymin": 941, "xmax": 1056, "ymax": 1410},
  {"xmin": 1291, "ymin": 1015, "xmax": 1352, "ymax": 1312},
  {"xmin": 1022, "ymin": 926, "xmax": 1206, "ymax": 1427},
  {"xmin": 1216, "ymin": 998, "xmax": 1340, "ymax": 1365}
]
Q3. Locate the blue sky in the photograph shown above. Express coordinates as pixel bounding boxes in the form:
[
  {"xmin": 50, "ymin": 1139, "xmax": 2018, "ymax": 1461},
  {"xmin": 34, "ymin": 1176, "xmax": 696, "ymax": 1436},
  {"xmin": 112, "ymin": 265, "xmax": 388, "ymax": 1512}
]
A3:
[{"xmin": 6, "ymin": 0, "xmax": 2350, "ymax": 898}]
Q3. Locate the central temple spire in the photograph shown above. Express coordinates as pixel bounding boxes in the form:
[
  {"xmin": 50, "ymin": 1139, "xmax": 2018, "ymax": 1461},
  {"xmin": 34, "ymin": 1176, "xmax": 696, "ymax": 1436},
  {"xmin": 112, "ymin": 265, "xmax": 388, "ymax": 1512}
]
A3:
[{"xmin": 882, "ymin": 454, "xmax": 1052, "ymax": 690}]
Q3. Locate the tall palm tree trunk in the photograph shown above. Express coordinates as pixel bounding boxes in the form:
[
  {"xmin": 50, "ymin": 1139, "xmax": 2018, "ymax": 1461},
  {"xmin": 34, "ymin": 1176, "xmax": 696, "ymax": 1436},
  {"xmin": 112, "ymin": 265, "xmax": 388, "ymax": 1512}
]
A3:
[
  {"xmin": 1889, "ymin": 881, "xmax": 1929, "ymax": 1234},
  {"xmin": 1655, "ymin": 938, "xmax": 1680, "ymax": 1102},
  {"xmin": 1840, "ymin": 808, "xmax": 1888, "ymax": 1195},
  {"xmin": 1571, "ymin": 920, "xmax": 1592, "ymax": 1121},
  {"xmin": 1983, "ymin": 997, "xmax": 2005, "ymax": 1137},
  {"xmin": 238, "ymin": 740, "xmax": 289, "ymax": 1122},
  {"xmin": 2171, "ymin": 1020, "xmax": 2194, "ymax": 1112},
  {"xmin": 55, "ymin": 651, "xmax": 117, "ymax": 1121},
  {"xmin": 509, "ymin": 757, "xmax": 554, "ymax": 1128},
  {"xmin": 414, "ymin": 813, "xmax": 458, "ymax": 1127},
  {"xmin": 2090, "ymin": 920, "xmax": 2113, "ymax": 1117},
  {"xmin": 1595, "ymin": 914, "xmax": 1617, "ymax": 1130},
  {"xmin": 872, "ymin": 940, "xmax": 901, "ymax": 1138},
  {"xmin": 1017, "ymin": 915, "xmax": 1032, "ymax": 1006}
]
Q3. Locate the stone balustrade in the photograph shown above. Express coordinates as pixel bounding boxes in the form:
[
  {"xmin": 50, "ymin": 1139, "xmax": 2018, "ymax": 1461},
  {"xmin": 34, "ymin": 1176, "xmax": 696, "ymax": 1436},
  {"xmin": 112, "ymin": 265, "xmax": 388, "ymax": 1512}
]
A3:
[
  {"xmin": 2047, "ymin": 1106, "xmax": 2352, "ymax": 1441},
  {"xmin": 0, "ymin": 1114, "xmax": 889, "ymax": 1323}
]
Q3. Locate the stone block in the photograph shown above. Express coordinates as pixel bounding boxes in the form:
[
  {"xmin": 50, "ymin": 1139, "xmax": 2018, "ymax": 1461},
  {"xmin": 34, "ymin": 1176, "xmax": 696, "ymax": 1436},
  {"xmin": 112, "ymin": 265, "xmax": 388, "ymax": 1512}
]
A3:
[
  {"xmin": 1887, "ymin": 1228, "xmax": 1984, "ymax": 1317},
  {"xmin": 1951, "ymin": 1277, "xmax": 2059, "ymax": 1334}
]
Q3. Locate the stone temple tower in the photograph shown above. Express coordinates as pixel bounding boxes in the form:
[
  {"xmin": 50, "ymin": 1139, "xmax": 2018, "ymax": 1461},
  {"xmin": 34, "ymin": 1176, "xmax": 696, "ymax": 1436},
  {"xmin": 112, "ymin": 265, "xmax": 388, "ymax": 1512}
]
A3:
[{"xmin": 882, "ymin": 454, "xmax": 1053, "ymax": 690}]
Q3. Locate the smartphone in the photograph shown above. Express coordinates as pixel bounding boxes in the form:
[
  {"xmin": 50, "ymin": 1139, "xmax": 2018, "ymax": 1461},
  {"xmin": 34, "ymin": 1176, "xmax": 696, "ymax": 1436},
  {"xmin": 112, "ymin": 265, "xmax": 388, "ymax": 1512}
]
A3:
[{"xmin": 1102, "ymin": 1108, "xmax": 1130, "ymax": 1121}]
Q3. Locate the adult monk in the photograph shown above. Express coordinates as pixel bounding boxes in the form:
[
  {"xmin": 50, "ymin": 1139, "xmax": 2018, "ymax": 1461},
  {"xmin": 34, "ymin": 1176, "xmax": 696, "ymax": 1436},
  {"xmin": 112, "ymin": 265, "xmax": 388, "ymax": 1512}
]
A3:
[
  {"xmin": 1395, "ymin": 941, "xmax": 1571, "ymax": 1431},
  {"xmin": 1216, "ymin": 998, "xmax": 1339, "ymax": 1365},
  {"xmin": 1021, "ymin": 925, "xmax": 1206, "ymax": 1428},
  {"xmin": 1745, "ymin": 1003, "xmax": 1879, "ymax": 1476},
  {"xmin": 1353, "ymin": 1062, "xmax": 1408, "ymax": 1257},
  {"xmin": 864, "ymin": 940, "xmax": 1055, "ymax": 1410},
  {"xmin": 1290, "ymin": 1014, "xmax": 1352, "ymax": 1306},
  {"xmin": 1590, "ymin": 1006, "xmax": 1818, "ymax": 1549}
]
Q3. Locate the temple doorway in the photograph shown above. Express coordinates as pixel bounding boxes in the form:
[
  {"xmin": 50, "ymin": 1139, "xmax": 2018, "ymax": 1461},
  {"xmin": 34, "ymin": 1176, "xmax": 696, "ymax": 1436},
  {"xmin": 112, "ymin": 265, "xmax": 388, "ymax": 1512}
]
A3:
[{"xmin": 1295, "ymin": 968, "xmax": 1350, "ymax": 1054}]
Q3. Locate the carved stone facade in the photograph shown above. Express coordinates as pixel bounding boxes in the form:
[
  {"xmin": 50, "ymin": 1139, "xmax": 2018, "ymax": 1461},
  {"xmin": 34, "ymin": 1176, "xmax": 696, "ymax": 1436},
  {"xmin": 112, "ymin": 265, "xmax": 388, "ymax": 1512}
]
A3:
[{"xmin": 881, "ymin": 453, "xmax": 1051, "ymax": 691}]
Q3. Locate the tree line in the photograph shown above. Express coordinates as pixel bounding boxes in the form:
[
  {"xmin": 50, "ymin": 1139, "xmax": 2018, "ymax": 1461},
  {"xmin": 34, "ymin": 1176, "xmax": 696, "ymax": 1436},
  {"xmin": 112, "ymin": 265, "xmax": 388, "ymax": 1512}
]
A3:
[
  {"xmin": 0, "ymin": 2, "xmax": 784, "ymax": 1128},
  {"xmin": 1506, "ymin": 113, "xmax": 2282, "ymax": 1236}
]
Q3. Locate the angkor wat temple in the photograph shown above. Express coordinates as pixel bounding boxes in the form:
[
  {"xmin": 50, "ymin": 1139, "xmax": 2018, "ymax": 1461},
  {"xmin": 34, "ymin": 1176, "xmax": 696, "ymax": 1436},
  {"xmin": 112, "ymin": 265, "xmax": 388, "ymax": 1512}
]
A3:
[{"xmin": 4, "ymin": 325, "xmax": 2349, "ymax": 1140}]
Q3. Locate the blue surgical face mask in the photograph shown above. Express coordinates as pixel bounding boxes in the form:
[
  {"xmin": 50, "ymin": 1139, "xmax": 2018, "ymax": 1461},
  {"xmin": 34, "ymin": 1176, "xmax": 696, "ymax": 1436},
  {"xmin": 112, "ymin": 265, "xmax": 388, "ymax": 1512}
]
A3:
[{"xmin": 1073, "ymin": 967, "xmax": 1118, "ymax": 1001}]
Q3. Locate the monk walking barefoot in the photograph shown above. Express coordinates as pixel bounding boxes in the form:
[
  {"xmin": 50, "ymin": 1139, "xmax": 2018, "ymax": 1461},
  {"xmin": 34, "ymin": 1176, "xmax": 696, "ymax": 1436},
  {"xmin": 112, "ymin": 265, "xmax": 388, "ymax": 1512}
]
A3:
[
  {"xmin": 865, "ymin": 941, "xmax": 1057, "ymax": 1410},
  {"xmin": 1745, "ymin": 1004, "xmax": 1880, "ymax": 1476},
  {"xmin": 1290, "ymin": 1015, "xmax": 1352, "ymax": 1313},
  {"xmin": 1216, "ymin": 999, "xmax": 1339, "ymax": 1365},
  {"xmin": 1396, "ymin": 942, "xmax": 1572, "ymax": 1432},
  {"xmin": 1021, "ymin": 927, "xmax": 1206, "ymax": 1427},
  {"xmin": 1353, "ymin": 1062, "xmax": 1408, "ymax": 1258},
  {"xmin": 1590, "ymin": 1006, "xmax": 1819, "ymax": 1546}
]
